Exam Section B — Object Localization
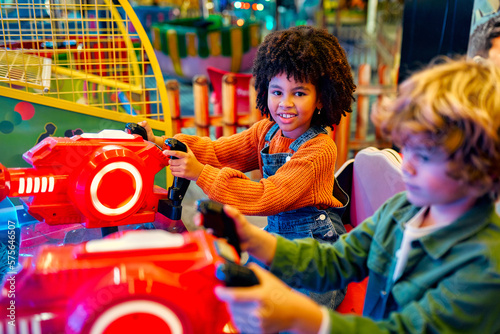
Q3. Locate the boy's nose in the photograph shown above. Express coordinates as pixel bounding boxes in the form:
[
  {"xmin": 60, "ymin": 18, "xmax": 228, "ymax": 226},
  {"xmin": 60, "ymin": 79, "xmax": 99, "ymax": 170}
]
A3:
[{"xmin": 401, "ymin": 158, "xmax": 416, "ymax": 176}]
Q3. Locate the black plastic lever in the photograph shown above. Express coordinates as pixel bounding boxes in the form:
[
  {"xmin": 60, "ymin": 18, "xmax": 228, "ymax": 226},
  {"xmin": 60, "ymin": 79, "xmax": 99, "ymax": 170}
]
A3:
[
  {"xmin": 123, "ymin": 124, "xmax": 190, "ymax": 223},
  {"xmin": 196, "ymin": 199, "xmax": 241, "ymax": 256},
  {"xmin": 125, "ymin": 122, "xmax": 149, "ymax": 141},
  {"xmin": 216, "ymin": 262, "xmax": 259, "ymax": 287},
  {"xmin": 160, "ymin": 138, "xmax": 191, "ymax": 220}
]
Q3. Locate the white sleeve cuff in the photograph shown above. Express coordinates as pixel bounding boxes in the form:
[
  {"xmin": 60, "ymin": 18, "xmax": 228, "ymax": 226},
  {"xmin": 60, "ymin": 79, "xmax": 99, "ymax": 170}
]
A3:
[{"xmin": 318, "ymin": 306, "xmax": 331, "ymax": 334}]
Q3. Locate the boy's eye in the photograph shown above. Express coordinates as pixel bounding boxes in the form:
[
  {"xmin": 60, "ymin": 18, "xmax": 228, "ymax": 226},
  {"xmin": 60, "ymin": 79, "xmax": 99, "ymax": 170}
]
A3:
[
  {"xmin": 402, "ymin": 147, "xmax": 431, "ymax": 163},
  {"xmin": 415, "ymin": 153, "xmax": 430, "ymax": 162}
]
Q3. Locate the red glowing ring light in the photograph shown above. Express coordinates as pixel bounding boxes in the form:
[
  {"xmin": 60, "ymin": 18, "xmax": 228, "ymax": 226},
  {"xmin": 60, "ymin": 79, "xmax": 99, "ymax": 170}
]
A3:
[
  {"xmin": 89, "ymin": 162, "xmax": 142, "ymax": 216},
  {"xmin": 89, "ymin": 300, "xmax": 184, "ymax": 334},
  {"xmin": 72, "ymin": 145, "xmax": 148, "ymax": 222}
]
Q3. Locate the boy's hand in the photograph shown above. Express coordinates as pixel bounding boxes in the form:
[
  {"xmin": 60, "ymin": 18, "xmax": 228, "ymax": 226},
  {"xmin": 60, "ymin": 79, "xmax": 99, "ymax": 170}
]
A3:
[
  {"xmin": 137, "ymin": 120, "xmax": 156, "ymax": 143},
  {"xmin": 194, "ymin": 204, "xmax": 253, "ymax": 253},
  {"xmin": 194, "ymin": 205, "xmax": 277, "ymax": 264},
  {"xmin": 215, "ymin": 264, "xmax": 323, "ymax": 334},
  {"xmin": 222, "ymin": 205, "xmax": 262, "ymax": 254},
  {"xmin": 165, "ymin": 147, "xmax": 204, "ymax": 181},
  {"xmin": 225, "ymin": 205, "xmax": 277, "ymax": 265}
]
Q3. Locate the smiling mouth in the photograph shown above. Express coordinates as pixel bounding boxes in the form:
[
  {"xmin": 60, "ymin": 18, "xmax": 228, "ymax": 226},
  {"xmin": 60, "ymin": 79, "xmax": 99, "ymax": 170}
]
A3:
[{"xmin": 278, "ymin": 113, "xmax": 296, "ymax": 119}]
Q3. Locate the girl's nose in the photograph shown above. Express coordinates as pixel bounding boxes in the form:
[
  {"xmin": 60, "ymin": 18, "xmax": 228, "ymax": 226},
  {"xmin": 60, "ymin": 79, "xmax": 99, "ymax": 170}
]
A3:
[{"xmin": 279, "ymin": 96, "xmax": 293, "ymax": 108}]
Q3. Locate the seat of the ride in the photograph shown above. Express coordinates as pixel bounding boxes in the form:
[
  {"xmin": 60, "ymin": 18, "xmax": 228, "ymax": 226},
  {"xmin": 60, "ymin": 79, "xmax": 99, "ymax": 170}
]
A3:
[{"xmin": 335, "ymin": 146, "xmax": 405, "ymax": 315}]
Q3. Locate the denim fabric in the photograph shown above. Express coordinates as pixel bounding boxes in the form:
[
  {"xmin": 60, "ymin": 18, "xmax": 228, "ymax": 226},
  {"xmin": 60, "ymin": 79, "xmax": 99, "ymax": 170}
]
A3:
[
  {"xmin": 266, "ymin": 207, "xmax": 346, "ymax": 241},
  {"xmin": 260, "ymin": 123, "xmax": 345, "ymax": 242},
  {"xmin": 261, "ymin": 123, "xmax": 329, "ymax": 179}
]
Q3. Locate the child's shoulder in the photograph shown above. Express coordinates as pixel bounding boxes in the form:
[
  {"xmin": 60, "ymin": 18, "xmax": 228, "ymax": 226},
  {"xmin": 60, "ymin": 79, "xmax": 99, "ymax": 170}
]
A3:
[
  {"xmin": 377, "ymin": 191, "xmax": 411, "ymax": 211},
  {"xmin": 247, "ymin": 118, "xmax": 275, "ymax": 133},
  {"xmin": 245, "ymin": 119, "xmax": 279, "ymax": 143},
  {"xmin": 255, "ymin": 118, "xmax": 275, "ymax": 128},
  {"xmin": 367, "ymin": 191, "xmax": 414, "ymax": 221},
  {"xmin": 299, "ymin": 131, "xmax": 336, "ymax": 150}
]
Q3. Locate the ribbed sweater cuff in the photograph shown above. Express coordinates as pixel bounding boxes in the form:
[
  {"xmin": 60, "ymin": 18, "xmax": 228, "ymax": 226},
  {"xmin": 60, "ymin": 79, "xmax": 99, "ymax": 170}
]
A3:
[{"xmin": 196, "ymin": 164, "xmax": 219, "ymax": 196}]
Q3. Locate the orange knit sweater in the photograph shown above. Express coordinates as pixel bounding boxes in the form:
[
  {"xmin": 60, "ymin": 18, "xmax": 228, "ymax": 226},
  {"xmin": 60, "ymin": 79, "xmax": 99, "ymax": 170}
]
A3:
[{"xmin": 170, "ymin": 119, "xmax": 343, "ymax": 216}]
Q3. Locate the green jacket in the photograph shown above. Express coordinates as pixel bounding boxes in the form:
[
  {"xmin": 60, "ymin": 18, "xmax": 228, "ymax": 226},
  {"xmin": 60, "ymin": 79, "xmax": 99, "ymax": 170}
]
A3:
[{"xmin": 270, "ymin": 192, "xmax": 500, "ymax": 333}]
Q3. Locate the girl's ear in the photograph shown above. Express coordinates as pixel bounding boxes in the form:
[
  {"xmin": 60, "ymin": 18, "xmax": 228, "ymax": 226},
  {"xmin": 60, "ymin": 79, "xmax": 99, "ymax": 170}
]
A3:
[
  {"xmin": 316, "ymin": 99, "xmax": 323, "ymax": 110},
  {"xmin": 315, "ymin": 92, "xmax": 323, "ymax": 109}
]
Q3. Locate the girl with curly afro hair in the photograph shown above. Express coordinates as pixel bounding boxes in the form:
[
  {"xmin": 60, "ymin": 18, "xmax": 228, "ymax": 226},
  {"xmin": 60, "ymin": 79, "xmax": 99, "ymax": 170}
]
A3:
[
  {"xmin": 253, "ymin": 25, "xmax": 355, "ymax": 129},
  {"xmin": 140, "ymin": 27, "xmax": 355, "ymax": 310}
]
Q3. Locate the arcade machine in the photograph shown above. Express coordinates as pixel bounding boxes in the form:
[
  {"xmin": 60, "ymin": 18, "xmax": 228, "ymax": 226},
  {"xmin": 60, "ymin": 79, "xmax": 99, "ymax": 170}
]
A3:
[
  {"xmin": 0, "ymin": 154, "xmax": 257, "ymax": 333},
  {"xmin": 0, "ymin": 0, "xmax": 173, "ymax": 185},
  {"xmin": 0, "ymin": 121, "xmax": 260, "ymax": 333},
  {"xmin": 0, "ymin": 0, "xmax": 179, "ymax": 295}
]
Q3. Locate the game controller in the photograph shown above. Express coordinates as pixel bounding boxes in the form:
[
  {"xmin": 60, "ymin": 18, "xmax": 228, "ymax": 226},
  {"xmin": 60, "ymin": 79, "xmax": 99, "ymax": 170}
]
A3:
[
  {"xmin": 125, "ymin": 123, "xmax": 190, "ymax": 221},
  {"xmin": 196, "ymin": 199, "xmax": 259, "ymax": 287},
  {"xmin": 125, "ymin": 122, "xmax": 149, "ymax": 141},
  {"xmin": 196, "ymin": 199, "xmax": 241, "ymax": 256},
  {"xmin": 216, "ymin": 261, "xmax": 259, "ymax": 287},
  {"xmin": 161, "ymin": 138, "xmax": 190, "ymax": 220}
]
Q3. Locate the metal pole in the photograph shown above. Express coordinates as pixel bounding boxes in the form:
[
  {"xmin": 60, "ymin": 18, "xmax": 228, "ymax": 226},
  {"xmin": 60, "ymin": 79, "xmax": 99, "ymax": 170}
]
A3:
[{"xmin": 366, "ymin": 0, "xmax": 378, "ymax": 36}]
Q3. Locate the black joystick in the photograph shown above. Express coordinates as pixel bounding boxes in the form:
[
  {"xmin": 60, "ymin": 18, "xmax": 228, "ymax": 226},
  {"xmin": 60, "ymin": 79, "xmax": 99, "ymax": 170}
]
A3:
[
  {"xmin": 216, "ymin": 262, "xmax": 259, "ymax": 287},
  {"xmin": 122, "ymin": 124, "xmax": 191, "ymax": 224},
  {"xmin": 125, "ymin": 122, "xmax": 148, "ymax": 141},
  {"xmin": 196, "ymin": 199, "xmax": 241, "ymax": 256},
  {"xmin": 158, "ymin": 138, "xmax": 191, "ymax": 220}
]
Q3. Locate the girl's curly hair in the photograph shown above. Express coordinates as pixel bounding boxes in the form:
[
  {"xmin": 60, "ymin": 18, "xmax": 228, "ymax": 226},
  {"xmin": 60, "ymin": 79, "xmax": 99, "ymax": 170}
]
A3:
[{"xmin": 252, "ymin": 25, "xmax": 356, "ymax": 129}]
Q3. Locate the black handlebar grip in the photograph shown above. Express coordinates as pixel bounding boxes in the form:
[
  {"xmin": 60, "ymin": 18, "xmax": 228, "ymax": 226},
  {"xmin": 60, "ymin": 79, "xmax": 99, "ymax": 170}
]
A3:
[
  {"xmin": 164, "ymin": 138, "xmax": 187, "ymax": 154},
  {"xmin": 196, "ymin": 199, "xmax": 241, "ymax": 256},
  {"xmin": 164, "ymin": 138, "xmax": 190, "ymax": 208},
  {"xmin": 125, "ymin": 123, "xmax": 148, "ymax": 141},
  {"xmin": 216, "ymin": 262, "xmax": 259, "ymax": 287}
]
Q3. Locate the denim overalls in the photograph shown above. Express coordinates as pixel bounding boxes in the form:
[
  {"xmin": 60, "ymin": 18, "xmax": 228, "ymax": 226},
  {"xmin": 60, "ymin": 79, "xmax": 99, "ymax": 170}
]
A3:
[
  {"xmin": 259, "ymin": 123, "xmax": 349, "ymax": 309},
  {"xmin": 261, "ymin": 123, "xmax": 348, "ymax": 243}
]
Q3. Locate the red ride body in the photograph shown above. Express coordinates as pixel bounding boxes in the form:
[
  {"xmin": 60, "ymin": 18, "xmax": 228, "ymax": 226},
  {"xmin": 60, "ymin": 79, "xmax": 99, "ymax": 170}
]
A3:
[
  {"xmin": 1, "ymin": 229, "xmax": 239, "ymax": 333},
  {"xmin": 0, "ymin": 130, "xmax": 173, "ymax": 228}
]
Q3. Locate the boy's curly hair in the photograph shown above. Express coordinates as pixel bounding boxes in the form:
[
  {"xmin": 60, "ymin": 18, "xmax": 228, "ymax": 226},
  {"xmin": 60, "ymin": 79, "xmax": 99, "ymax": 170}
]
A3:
[
  {"xmin": 252, "ymin": 25, "xmax": 356, "ymax": 129},
  {"xmin": 373, "ymin": 57, "xmax": 500, "ymax": 198}
]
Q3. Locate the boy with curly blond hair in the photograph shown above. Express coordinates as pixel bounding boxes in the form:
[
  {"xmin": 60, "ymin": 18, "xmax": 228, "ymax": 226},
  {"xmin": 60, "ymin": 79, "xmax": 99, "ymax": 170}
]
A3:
[{"xmin": 215, "ymin": 57, "xmax": 500, "ymax": 333}]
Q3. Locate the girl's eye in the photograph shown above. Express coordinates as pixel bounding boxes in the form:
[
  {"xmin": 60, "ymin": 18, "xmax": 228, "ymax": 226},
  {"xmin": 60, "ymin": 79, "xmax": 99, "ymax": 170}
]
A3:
[
  {"xmin": 295, "ymin": 91, "xmax": 306, "ymax": 97},
  {"xmin": 271, "ymin": 90, "xmax": 282, "ymax": 96}
]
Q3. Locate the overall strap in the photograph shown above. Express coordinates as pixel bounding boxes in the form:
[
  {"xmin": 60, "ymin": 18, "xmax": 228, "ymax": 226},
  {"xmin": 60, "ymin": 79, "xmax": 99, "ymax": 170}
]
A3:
[
  {"xmin": 264, "ymin": 123, "xmax": 281, "ymax": 142},
  {"xmin": 289, "ymin": 126, "xmax": 328, "ymax": 152}
]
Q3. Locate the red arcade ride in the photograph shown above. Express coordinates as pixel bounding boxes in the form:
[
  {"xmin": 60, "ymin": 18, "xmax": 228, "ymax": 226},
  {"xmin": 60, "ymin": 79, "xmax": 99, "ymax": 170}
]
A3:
[
  {"xmin": 0, "ymin": 228, "xmax": 244, "ymax": 334},
  {"xmin": 0, "ymin": 126, "xmax": 261, "ymax": 333},
  {"xmin": 0, "ymin": 128, "xmax": 187, "ymax": 231}
]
